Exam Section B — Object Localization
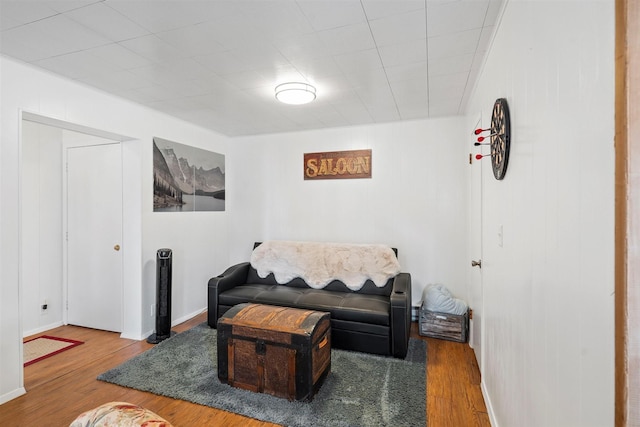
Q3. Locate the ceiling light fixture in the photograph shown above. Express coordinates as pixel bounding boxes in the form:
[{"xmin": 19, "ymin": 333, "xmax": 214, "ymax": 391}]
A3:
[{"xmin": 275, "ymin": 82, "xmax": 316, "ymax": 105}]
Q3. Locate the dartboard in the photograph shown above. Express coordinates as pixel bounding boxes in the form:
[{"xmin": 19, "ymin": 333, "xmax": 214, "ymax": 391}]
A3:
[{"xmin": 490, "ymin": 98, "xmax": 511, "ymax": 180}]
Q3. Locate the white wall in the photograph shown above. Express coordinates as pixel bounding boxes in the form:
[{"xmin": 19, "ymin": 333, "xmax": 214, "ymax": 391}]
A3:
[
  {"xmin": 228, "ymin": 118, "xmax": 469, "ymax": 308},
  {"xmin": 20, "ymin": 121, "xmax": 64, "ymax": 336},
  {"xmin": 0, "ymin": 56, "xmax": 231, "ymax": 404},
  {"xmin": 466, "ymin": 1, "xmax": 615, "ymax": 426}
]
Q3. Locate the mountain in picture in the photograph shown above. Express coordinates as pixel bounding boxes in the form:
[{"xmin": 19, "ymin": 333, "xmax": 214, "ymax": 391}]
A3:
[
  {"xmin": 153, "ymin": 141, "xmax": 183, "ymax": 210},
  {"xmin": 153, "ymin": 138, "xmax": 226, "ymax": 211}
]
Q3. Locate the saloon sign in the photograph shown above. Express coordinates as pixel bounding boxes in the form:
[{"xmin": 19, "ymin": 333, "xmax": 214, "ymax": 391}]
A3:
[{"xmin": 304, "ymin": 149, "xmax": 372, "ymax": 180}]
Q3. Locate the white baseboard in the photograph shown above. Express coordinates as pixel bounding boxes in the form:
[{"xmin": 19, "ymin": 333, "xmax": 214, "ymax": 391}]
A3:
[
  {"xmin": 120, "ymin": 330, "xmax": 146, "ymax": 340},
  {"xmin": 133, "ymin": 307, "xmax": 208, "ymax": 342},
  {"xmin": 0, "ymin": 387, "xmax": 26, "ymax": 405},
  {"xmin": 481, "ymin": 379, "xmax": 498, "ymax": 427},
  {"xmin": 23, "ymin": 321, "xmax": 64, "ymax": 338},
  {"xmin": 172, "ymin": 307, "xmax": 206, "ymax": 327}
]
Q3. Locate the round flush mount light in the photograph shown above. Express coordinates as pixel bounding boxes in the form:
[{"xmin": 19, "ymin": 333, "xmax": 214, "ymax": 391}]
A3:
[{"xmin": 275, "ymin": 82, "xmax": 316, "ymax": 105}]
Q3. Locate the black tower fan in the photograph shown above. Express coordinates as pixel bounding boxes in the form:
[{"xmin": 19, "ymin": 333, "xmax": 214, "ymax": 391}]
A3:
[{"xmin": 147, "ymin": 248, "xmax": 176, "ymax": 344}]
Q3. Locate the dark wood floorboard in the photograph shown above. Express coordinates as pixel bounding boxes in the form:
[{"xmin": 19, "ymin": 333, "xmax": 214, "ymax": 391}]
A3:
[{"xmin": 0, "ymin": 313, "xmax": 490, "ymax": 426}]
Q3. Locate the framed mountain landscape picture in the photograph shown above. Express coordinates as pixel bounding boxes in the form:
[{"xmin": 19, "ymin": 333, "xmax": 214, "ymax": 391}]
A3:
[{"xmin": 153, "ymin": 137, "xmax": 225, "ymax": 212}]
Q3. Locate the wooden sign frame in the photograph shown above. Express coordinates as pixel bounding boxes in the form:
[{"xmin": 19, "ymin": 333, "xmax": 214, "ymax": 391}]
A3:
[{"xmin": 303, "ymin": 149, "xmax": 372, "ymax": 180}]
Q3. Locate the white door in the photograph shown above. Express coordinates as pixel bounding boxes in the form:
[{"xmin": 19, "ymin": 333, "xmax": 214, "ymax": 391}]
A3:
[
  {"xmin": 66, "ymin": 143, "xmax": 122, "ymax": 332},
  {"xmin": 469, "ymin": 118, "xmax": 484, "ymax": 373}
]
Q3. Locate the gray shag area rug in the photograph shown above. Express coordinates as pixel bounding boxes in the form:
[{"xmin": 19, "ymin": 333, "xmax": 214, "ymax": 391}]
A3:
[{"xmin": 98, "ymin": 323, "xmax": 426, "ymax": 427}]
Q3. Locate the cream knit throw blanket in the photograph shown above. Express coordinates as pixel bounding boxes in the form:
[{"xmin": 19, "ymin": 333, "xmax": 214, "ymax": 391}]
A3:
[{"xmin": 250, "ymin": 241, "xmax": 401, "ymax": 291}]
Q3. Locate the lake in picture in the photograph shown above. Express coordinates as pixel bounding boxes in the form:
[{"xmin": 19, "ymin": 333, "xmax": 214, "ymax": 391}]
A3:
[{"xmin": 154, "ymin": 194, "xmax": 225, "ymax": 212}]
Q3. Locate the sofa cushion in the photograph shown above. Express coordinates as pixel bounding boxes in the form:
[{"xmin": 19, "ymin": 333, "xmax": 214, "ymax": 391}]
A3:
[
  {"xmin": 218, "ymin": 284, "xmax": 390, "ymax": 326},
  {"xmin": 246, "ymin": 267, "xmax": 393, "ymax": 296}
]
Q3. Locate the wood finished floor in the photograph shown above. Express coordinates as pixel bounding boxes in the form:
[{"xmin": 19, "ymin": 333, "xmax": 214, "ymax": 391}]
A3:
[{"xmin": 0, "ymin": 312, "xmax": 490, "ymax": 426}]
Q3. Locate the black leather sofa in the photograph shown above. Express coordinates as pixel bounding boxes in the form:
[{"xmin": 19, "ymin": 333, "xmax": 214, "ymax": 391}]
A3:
[{"xmin": 207, "ymin": 245, "xmax": 412, "ymax": 358}]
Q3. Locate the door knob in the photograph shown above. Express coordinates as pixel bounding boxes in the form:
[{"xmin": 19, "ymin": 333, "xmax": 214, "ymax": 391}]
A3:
[
  {"xmin": 114, "ymin": 244, "xmax": 120, "ymax": 251},
  {"xmin": 471, "ymin": 259, "xmax": 481, "ymax": 268}
]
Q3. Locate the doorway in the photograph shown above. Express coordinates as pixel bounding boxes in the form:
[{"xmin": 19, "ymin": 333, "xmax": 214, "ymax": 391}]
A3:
[{"xmin": 19, "ymin": 112, "xmax": 136, "ymax": 339}]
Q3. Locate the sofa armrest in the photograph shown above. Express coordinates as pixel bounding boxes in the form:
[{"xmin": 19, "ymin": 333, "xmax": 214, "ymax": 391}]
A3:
[
  {"xmin": 390, "ymin": 272, "xmax": 412, "ymax": 358},
  {"xmin": 207, "ymin": 262, "xmax": 250, "ymax": 328}
]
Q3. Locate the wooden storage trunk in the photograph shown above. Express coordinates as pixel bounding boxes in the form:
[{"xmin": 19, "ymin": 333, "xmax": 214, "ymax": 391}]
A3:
[
  {"xmin": 217, "ymin": 303, "xmax": 331, "ymax": 401},
  {"xmin": 419, "ymin": 306, "xmax": 469, "ymax": 343}
]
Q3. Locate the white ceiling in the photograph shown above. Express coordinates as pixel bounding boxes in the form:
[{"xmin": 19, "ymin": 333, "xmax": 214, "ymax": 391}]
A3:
[{"xmin": 0, "ymin": 0, "xmax": 503, "ymax": 136}]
